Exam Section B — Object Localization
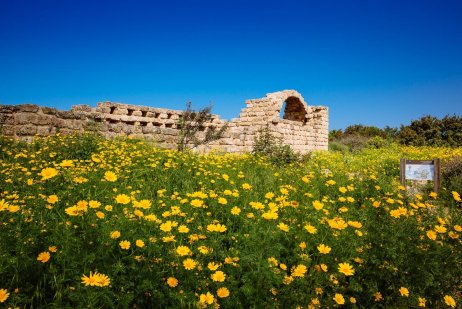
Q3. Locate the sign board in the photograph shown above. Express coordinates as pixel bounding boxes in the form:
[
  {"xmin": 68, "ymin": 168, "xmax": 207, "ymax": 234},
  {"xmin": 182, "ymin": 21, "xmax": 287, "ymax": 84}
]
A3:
[{"xmin": 400, "ymin": 159, "xmax": 440, "ymax": 192}]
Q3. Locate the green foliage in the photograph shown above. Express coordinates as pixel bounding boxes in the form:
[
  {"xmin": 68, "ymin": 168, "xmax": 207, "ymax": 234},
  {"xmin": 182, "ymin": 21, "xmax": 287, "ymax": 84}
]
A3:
[
  {"xmin": 0, "ymin": 135, "xmax": 461, "ymax": 308},
  {"xmin": 344, "ymin": 124, "xmax": 386, "ymax": 138},
  {"xmin": 176, "ymin": 102, "xmax": 228, "ymax": 152},
  {"xmin": 399, "ymin": 114, "xmax": 462, "ymax": 147},
  {"xmin": 252, "ymin": 126, "xmax": 300, "ymax": 165},
  {"xmin": 328, "ymin": 141, "xmax": 349, "ymax": 153},
  {"xmin": 442, "ymin": 156, "xmax": 462, "ymax": 193},
  {"xmin": 330, "ymin": 114, "xmax": 462, "ymax": 151}
]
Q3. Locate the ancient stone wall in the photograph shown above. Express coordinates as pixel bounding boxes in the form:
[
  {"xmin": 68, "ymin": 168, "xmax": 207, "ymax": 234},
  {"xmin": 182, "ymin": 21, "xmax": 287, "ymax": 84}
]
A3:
[{"xmin": 0, "ymin": 90, "xmax": 328, "ymax": 153}]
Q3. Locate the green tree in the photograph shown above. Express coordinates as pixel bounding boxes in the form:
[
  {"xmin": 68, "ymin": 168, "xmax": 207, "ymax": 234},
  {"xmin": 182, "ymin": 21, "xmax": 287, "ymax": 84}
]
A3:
[{"xmin": 176, "ymin": 102, "xmax": 228, "ymax": 152}]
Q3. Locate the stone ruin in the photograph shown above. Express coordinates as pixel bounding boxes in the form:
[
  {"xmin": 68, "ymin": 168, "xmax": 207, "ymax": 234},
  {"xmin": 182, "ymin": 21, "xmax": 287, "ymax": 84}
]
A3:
[{"xmin": 0, "ymin": 90, "xmax": 328, "ymax": 153}]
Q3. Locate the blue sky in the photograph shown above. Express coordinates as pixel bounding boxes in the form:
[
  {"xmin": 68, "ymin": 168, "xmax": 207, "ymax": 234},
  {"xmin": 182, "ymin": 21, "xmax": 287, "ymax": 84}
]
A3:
[{"xmin": 1, "ymin": 0, "xmax": 461, "ymax": 130}]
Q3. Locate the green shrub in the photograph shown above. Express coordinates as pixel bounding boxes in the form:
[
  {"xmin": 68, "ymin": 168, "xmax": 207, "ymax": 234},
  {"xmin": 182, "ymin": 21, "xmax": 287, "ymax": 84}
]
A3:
[
  {"xmin": 252, "ymin": 126, "xmax": 300, "ymax": 165},
  {"xmin": 442, "ymin": 156, "xmax": 462, "ymax": 193}
]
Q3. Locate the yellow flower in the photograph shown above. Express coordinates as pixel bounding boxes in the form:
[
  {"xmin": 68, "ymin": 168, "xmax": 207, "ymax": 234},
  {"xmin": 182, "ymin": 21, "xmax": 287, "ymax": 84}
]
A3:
[
  {"xmin": 444, "ymin": 295, "xmax": 456, "ymax": 308},
  {"xmin": 262, "ymin": 211, "xmax": 278, "ymax": 220},
  {"xmin": 115, "ymin": 194, "xmax": 131, "ymax": 204},
  {"xmin": 231, "ymin": 206, "xmax": 241, "ymax": 215},
  {"xmin": 265, "ymin": 192, "xmax": 275, "ymax": 199},
  {"xmin": 178, "ymin": 225, "xmax": 190, "ymax": 233},
  {"xmin": 374, "ymin": 291, "xmax": 383, "ymax": 302},
  {"xmin": 198, "ymin": 245, "xmax": 209, "ymax": 254},
  {"xmin": 291, "ymin": 264, "xmax": 307, "ymax": 277},
  {"xmin": 350, "ymin": 297, "xmax": 356, "ymax": 304},
  {"xmin": 81, "ymin": 272, "xmax": 97, "ymax": 286},
  {"xmin": 277, "ymin": 222, "xmax": 290, "ymax": 232},
  {"xmin": 317, "ymin": 244, "xmax": 331, "ymax": 254},
  {"xmin": 8, "ymin": 205, "xmax": 20, "ymax": 213},
  {"xmin": 95, "ymin": 211, "xmax": 105, "ymax": 219},
  {"xmin": 208, "ymin": 262, "xmax": 220, "ymax": 271},
  {"xmin": 218, "ymin": 197, "xmax": 227, "ymax": 205},
  {"xmin": 37, "ymin": 251, "xmax": 51, "ymax": 263},
  {"xmin": 199, "ymin": 292, "xmax": 214, "ymax": 305},
  {"xmin": 242, "ymin": 183, "xmax": 252, "ymax": 190},
  {"xmin": 81, "ymin": 272, "xmax": 110, "ymax": 287},
  {"xmin": 166, "ymin": 277, "xmax": 178, "ymax": 287},
  {"xmin": 89, "ymin": 200, "xmax": 101, "ymax": 208},
  {"xmin": 211, "ymin": 271, "xmax": 226, "ymax": 282},
  {"xmin": 48, "ymin": 246, "xmax": 57, "ymax": 252},
  {"xmin": 136, "ymin": 239, "xmax": 145, "ymax": 248},
  {"xmin": 110, "ymin": 231, "xmax": 121, "ymax": 239},
  {"xmin": 304, "ymin": 224, "xmax": 317, "ymax": 234},
  {"xmin": 454, "ymin": 225, "xmax": 462, "ymax": 232},
  {"xmin": 94, "ymin": 273, "xmax": 111, "ymax": 287},
  {"xmin": 451, "ymin": 191, "xmax": 461, "ymax": 202},
  {"xmin": 190, "ymin": 199, "xmax": 204, "ymax": 208},
  {"xmin": 119, "ymin": 240, "xmax": 130, "ymax": 250},
  {"xmin": 104, "ymin": 171, "xmax": 118, "ymax": 182},
  {"xmin": 338, "ymin": 263, "xmax": 355, "ymax": 276},
  {"xmin": 418, "ymin": 297, "xmax": 426, "ymax": 307},
  {"xmin": 40, "ymin": 167, "xmax": 58, "ymax": 180},
  {"xmin": 176, "ymin": 245, "xmax": 191, "ymax": 256},
  {"xmin": 426, "ymin": 230, "xmax": 437, "ymax": 240},
  {"xmin": 47, "ymin": 195, "xmax": 59, "ymax": 204},
  {"xmin": 160, "ymin": 221, "xmax": 173, "ymax": 232},
  {"xmin": 59, "ymin": 160, "xmax": 74, "ymax": 167},
  {"xmin": 348, "ymin": 221, "xmax": 362, "ymax": 229},
  {"xmin": 183, "ymin": 258, "xmax": 197, "ymax": 270},
  {"xmin": 333, "ymin": 293, "xmax": 345, "ymax": 305},
  {"xmin": 65, "ymin": 206, "xmax": 80, "ymax": 216},
  {"xmin": 325, "ymin": 179, "xmax": 336, "ymax": 186},
  {"xmin": 435, "ymin": 225, "xmax": 447, "ymax": 233},
  {"xmin": 217, "ymin": 287, "xmax": 230, "ymax": 298},
  {"xmin": 0, "ymin": 288, "xmax": 10, "ymax": 303},
  {"xmin": 312, "ymin": 200, "xmax": 324, "ymax": 210},
  {"xmin": 399, "ymin": 287, "xmax": 409, "ymax": 297}
]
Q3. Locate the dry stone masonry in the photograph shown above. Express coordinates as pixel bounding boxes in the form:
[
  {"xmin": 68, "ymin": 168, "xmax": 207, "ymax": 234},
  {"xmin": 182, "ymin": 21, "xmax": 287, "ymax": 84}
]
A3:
[{"xmin": 0, "ymin": 90, "xmax": 328, "ymax": 153}]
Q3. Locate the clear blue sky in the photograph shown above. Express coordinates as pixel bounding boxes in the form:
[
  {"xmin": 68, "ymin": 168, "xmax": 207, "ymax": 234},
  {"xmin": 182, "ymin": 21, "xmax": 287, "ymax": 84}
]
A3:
[{"xmin": 1, "ymin": 0, "xmax": 461, "ymax": 130}]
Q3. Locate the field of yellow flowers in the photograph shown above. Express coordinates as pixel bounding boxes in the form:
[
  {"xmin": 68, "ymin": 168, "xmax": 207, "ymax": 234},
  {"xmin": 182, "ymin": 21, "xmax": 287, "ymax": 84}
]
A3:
[{"xmin": 0, "ymin": 134, "xmax": 461, "ymax": 308}]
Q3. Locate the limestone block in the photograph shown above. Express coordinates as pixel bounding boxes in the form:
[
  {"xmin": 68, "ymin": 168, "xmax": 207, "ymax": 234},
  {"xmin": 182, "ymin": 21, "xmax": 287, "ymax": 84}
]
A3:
[
  {"xmin": 17, "ymin": 104, "xmax": 40, "ymax": 113},
  {"xmin": 113, "ymin": 108, "xmax": 128, "ymax": 116},
  {"xmin": 0, "ymin": 105, "xmax": 17, "ymax": 113},
  {"xmin": 71, "ymin": 105, "xmax": 93, "ymax": 113},
  {"xmin": 1, "ymin": 125, "xmax": 15, "ymax": 135},
  {"xmin": 0, "ymin": 113, "xmax": 14, "ymax": 125},
  {"xmin": 56, "ymin": 111, "xmax": 78, "ymax": 119},
  {"xmin": 162, "ymin": 128, "xmax": 178, "ymax": 136},
  {"xmin": 132, "ymin": 111, "xmax": 142, "ymax": 117},
  {"xmin": 17, "ymin": 125, "xmax": 37, "ymax": 136},
  {"xmin": 52, "ymin": 118, "xmax": 66, "ymax": 128},
  {"xmin": 36, "ymin": 126, "xmax": 53, "ymax": 136}
]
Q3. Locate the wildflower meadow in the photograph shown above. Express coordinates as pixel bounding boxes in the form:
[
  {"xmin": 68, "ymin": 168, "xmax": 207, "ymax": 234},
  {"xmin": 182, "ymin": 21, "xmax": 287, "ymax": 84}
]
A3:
[{"xmin": 0, "ymin": 134, "xmax": 461, "ymax": 308}]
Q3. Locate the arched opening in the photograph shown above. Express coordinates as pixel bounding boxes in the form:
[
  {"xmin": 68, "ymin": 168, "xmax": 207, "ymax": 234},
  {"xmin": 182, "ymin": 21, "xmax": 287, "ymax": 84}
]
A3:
[{"xmin": 279, "ymin": 96, "xmax": 307, "ymax": 123}]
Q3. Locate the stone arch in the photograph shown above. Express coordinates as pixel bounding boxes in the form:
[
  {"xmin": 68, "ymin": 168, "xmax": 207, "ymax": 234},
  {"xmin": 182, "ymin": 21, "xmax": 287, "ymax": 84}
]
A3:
[
  {"xmin": 268, "ymin": 90, "xmax": 309, "ymax": 124},
  {"xmin": 280, "ymin": 96, "xmax": 307, "ymax": 122}
]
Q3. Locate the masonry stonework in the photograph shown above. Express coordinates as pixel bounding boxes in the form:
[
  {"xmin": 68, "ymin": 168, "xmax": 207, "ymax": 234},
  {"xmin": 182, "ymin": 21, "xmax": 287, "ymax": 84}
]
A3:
[{"xmin": 0, "ymin": 90, "xmax": 328, "ymax": 153}]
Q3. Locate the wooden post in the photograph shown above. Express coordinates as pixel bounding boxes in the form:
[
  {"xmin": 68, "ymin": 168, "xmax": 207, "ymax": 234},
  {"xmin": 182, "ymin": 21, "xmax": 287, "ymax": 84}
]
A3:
[
  {"xmin": 434, "ymin": 158, "xmax": 440, "ymax": 193},
  {"xmin": 400, "ymin": 158, "xmax": 406, "ymax": 187}
]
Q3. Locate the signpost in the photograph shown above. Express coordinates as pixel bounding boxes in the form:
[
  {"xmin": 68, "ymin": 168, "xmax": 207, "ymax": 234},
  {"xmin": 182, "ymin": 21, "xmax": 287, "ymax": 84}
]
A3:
[{"xmin": 400, "ymin": 159, "xmax": 440, "ymax": 193}]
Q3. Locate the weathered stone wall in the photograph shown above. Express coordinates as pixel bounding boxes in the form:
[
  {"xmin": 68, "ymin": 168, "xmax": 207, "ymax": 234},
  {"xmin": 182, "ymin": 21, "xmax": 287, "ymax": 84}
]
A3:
[{"xmin": 0, "ymin": 90, "xmax": 328, "ymax": 153}]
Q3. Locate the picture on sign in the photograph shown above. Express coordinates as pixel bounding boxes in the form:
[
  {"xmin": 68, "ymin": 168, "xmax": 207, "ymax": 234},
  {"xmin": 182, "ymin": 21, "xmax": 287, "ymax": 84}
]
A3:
[
  {"xmin": 405, "ymin": 164, "xmax": 434, "ymax": 181},
  {"xmin": 400, "ymin": 158, "xmax": 440, "ymax": 193}
]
